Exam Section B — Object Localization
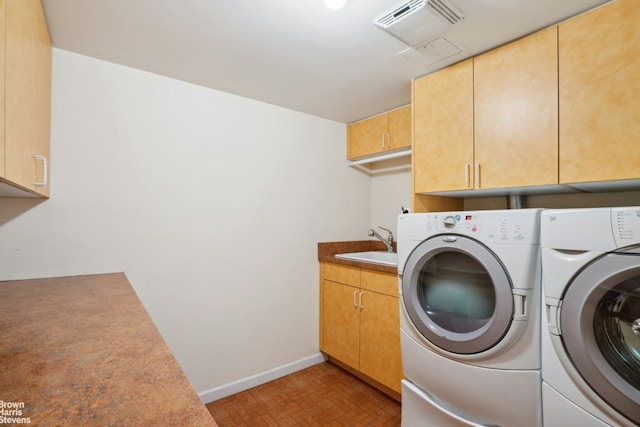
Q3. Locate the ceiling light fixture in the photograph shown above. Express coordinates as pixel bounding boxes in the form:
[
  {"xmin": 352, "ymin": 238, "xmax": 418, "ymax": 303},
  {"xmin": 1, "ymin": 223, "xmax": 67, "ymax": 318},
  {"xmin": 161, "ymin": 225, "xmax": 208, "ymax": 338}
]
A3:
[{"xmin": 324, "ymin": 0, "xmax": 346, "ymax": 10}]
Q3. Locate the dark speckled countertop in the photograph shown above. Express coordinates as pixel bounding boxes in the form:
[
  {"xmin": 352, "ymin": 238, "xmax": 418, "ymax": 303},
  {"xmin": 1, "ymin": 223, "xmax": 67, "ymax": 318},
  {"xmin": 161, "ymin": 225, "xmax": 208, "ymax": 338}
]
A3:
[
  {"xmin": 0, "ymin": 272, "xmax": 217, "ymax": 426},
  {"xmin": 318, "ymin": 241, "xmax": 398, "ymax": 274}
]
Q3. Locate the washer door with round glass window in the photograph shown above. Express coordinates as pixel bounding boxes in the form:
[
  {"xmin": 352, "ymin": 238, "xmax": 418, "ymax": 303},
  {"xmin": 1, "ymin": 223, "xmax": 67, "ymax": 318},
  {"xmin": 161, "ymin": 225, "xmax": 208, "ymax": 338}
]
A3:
[
  {"xmin": 559, "ymin": 250, "xmax": 640, "ymax": 425},
  {"xmin": 401, "ymin": 234, "xmax": 514, "ymax": 355}
]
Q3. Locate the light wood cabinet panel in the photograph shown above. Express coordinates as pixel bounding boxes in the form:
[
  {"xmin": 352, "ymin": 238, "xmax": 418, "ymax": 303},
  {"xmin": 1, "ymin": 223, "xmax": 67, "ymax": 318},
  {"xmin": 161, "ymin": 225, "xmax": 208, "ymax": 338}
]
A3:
[
  {"xmin": 348, "ymin": 114, "xmax": 388, "ymax": 159},
  {"xmin": 413, "ymin": 59, "xmax": 474, "ymax": 193},
  {"xmin": 320, "ymin": 262, "xmax": 403, "ymax": 396},
  {"xmin": 322, "ymin": 279, "xmax": 360, "ymax": 370},
  {"xmin": 412, "ymin": 194, "xmax": 463, "ymax": 214},
  {"xmin": 474, "ymin": 26, "xmax": 558, "ymax": 189},
  {"xmin": 359, "ymin": 290, "xmax": 402, "ymax": 394},
  {"xmin": 1, "ymin": 0, "xmax": 51, "ymax": 197},
  {"xmin": 347, "ymin": 105, "xmax": 411, "ymax": 160},
  {"xmin": 387, "ymin": 105, "xmax": 411, "ymax": 152},
  {"xmin": 558, "ymin": 0, "xmax": 640, "ymax": 184},
  {"xmin": 361, "ymin": 269, "xmax": 398, "ymax": 297},
  {"xmin": 323, "ymin": 262, "xmax": 360, "ymax": 287}
]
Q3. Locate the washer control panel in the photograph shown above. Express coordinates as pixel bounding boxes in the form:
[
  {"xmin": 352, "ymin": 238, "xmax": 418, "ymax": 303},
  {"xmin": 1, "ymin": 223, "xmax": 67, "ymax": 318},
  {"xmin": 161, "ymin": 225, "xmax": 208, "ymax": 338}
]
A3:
[{"xmin": 612, "ymin": 207, "xmax": 640, "ymax": 247}]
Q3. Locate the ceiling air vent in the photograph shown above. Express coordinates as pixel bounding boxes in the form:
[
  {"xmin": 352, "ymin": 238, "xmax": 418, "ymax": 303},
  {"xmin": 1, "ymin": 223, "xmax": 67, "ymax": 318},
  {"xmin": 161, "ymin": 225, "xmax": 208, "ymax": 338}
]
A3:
[
  {"xmin": 375, "ymin": 0, "xmax": 427, "ymax": 29},
  {"xmin": 426, "ymin": 0, "xmax": 464, "ymax": 25},
  {"xmin": 374, "ymin": 0, "xmax": 465, "ymax": 47}
]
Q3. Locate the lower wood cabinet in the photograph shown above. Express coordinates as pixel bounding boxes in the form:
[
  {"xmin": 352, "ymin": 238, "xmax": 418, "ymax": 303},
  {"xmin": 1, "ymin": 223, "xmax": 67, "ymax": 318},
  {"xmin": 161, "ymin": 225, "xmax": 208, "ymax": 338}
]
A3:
[{"xmin": 320, "ymin": 262, "xmax": 403, "ymax": 395}]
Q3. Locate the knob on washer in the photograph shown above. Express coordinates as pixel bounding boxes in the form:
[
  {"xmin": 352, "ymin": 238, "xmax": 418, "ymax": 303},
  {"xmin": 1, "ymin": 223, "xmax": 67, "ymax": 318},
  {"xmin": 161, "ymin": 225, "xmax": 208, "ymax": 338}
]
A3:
[{"xmin": 443, "ymin": 215, "xmax": 456, "ymax": 228}]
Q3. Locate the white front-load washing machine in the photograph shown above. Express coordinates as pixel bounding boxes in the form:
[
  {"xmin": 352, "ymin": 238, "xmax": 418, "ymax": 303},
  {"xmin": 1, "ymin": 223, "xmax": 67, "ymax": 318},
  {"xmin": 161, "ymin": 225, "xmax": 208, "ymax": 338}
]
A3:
[
  {"xmin": 397, "ymin": 209, "xmax": 543, "ymax": 427},
  {"xmin": 541, "ymin": 207, "xmax": 640, "ymax": 427}
]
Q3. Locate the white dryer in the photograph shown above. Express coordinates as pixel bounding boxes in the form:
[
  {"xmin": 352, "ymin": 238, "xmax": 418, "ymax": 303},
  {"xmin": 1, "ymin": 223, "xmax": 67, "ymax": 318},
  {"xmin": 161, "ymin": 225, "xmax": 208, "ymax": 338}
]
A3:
[
  {"xmin": 397, "ymin": 209, "xmax": 543, "ymax": 427},
  {"xmin": 541, "ymin": 207, "xmax": 640, "ymax": 427}
]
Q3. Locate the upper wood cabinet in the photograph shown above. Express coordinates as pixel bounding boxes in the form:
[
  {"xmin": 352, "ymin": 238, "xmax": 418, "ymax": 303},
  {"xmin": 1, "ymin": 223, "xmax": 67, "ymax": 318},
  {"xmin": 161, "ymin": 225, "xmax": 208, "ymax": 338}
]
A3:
[
  {"xmin": 413, "ymin": 26, "xmax": 558, "ymax": 194},
  {"xmin": 474, "ymin": 26, "xmax": 558, "ymax": 190},
  {"xmin": 347, "ymin": 105, "xmax": 411, "ymax": 160},
  {"xmin": 0, "ymin": 0, "xmax": 51, "ymax": 197},
  {"xmin": 558, "ymin": 0, "xmax": 640, "ymax": 184},
  {"xmin": 414, "ymin": 59, "xmax": 473, "ymax": 193}
]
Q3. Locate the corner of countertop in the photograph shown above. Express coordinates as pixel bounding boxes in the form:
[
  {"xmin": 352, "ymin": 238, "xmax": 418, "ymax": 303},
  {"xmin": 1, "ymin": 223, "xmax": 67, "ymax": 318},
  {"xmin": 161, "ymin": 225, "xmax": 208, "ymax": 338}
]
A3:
[{"xmin": 317, "ymin": 240, "xmax": 398, "ymax": 274}]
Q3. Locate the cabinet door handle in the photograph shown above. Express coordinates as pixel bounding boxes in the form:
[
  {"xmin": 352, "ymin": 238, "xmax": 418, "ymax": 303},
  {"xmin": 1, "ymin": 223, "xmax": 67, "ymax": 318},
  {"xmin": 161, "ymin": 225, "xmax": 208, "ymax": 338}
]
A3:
[
  {"xmin": 387, "ymin": 133, "xmax": 391, "ymax": 149},
  {"xmin": 465, "ymin": 163, "xmax": 470, "ymax": 187},
  {"xmin": 353, "ymin": 290, "xmax": 358, "ymax": 308},
  {"xmin": 474, "ymin": 163, "xmax": 481, "ymax": 189},
  {"xmin": 381, "ymin": 134, "xmax": 386, "ymax": 149},
  {"xmin": 358, "ymin": 291, "xmax": 364, "ymax": 309},
  {"xmin": 34, "ymin": 155, "xmax": 48, "ymax": 187}
]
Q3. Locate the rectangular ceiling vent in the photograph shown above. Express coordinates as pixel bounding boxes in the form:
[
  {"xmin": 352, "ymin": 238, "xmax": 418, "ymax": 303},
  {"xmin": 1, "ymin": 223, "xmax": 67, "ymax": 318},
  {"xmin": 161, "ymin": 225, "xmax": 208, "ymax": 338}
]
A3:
[
  {"xmin": 427, "ymin": 0, "xmax": 465, "ymax": 25},
  {"xmin": 374, "ymin": 0, "xmax": 465, "ymax": 47},
  {"xmin": 375, "ymin": 0, "xmax": 426, "ymax": 29}
]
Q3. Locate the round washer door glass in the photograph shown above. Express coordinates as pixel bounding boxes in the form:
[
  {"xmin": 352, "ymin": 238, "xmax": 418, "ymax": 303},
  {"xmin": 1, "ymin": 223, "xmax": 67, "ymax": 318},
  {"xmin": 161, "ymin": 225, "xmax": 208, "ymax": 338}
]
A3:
[
  {"xmin": 402, "ymin": 234, "xmax": 513, "ymax": 354},
  {"xmin": 560, "ymin": 252, "xmax": 640, "ymax": 425}
]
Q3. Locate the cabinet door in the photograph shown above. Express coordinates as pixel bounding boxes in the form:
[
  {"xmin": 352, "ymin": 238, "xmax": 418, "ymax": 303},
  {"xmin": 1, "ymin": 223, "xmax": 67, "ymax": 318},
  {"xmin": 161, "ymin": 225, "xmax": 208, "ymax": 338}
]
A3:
[
  {"xmin": 361, "ymin": 269, "xmax": 398, "ymax": 297},
  {"xmin": 4, "ymin": 0, "xmax": 51, "ymax": 196},
  {"xmin": 414, "ymin": 59, "xmax": 474, "ymax": 193},
  {"xmin": 559, "ymin": 0, "xmax": 640, "ymax": 184},
  {"xmin": 359, "ymin": 290, "xmax": 403, "ymax": 393},
  {"xmin": 322, "ymin": 280, "xmax": 360, "ymax": 370},
  {"xmin": 474, "ymin": 26, "xmax": 558, "ymax": 189},
  {"xmin": 347, "ymin": 114, "xmax": 388, "ymax": 159},
  {"xmin": 323, "ymin": 262, "xmax": 359, "ymax": 287},
  {"xmin": 387, "ymin": 105, "xmax": 411, "ymax": 152}
]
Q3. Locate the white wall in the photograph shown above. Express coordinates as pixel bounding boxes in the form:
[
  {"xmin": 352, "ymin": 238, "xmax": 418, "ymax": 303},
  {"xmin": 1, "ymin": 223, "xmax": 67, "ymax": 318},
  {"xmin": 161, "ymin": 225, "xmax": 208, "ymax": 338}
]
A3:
[
  {"xmin": 0, "ymin": 49, "xmax": 372, "ymax": 394},
  {"xmin": 370, "ymin": 169, "xmax": 412, "ymax": 238}
]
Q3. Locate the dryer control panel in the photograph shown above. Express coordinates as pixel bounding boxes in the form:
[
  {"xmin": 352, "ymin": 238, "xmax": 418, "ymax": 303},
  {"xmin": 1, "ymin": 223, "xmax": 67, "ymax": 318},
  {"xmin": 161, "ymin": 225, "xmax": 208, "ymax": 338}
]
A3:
[
  {"xmin": 397, "ymin": 209, "xmax": 542, "ymax": 273},
  {"xmin": 422, "ymin": 209, "xmax": 541, "ymax": 244}
]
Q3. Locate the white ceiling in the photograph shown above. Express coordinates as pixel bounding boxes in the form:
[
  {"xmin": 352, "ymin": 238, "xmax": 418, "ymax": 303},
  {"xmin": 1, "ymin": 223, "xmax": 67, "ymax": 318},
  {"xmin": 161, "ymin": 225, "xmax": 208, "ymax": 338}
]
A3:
[{"xmin": 41, "ymin": 0, "xmax": 610, "ymax": 123}]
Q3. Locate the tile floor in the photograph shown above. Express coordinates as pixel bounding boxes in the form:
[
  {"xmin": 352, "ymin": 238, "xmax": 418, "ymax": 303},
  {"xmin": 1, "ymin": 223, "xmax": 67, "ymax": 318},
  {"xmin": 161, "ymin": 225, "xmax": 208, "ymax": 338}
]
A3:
[{"xmin": 206, "ymin": 361, "xmax": 401, "ymax": 426}]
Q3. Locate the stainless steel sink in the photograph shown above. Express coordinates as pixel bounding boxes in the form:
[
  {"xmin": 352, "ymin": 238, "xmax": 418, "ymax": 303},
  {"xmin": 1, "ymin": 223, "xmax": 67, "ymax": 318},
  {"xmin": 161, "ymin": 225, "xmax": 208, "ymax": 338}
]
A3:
[{"xmin": 335, "ymin": 251, "xmax": 398, "ymax": 266}]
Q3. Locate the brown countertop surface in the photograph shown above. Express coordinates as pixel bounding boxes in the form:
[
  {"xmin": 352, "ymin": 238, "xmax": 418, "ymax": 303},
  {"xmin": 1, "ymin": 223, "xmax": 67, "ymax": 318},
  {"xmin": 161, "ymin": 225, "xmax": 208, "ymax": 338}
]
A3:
[
  {"xmin": 0, "ymin": 272, "xmax": 217, "ymax": 426},
  {"xmin": 318, "ymin": 241, "xmax": 398, "ymax": 274}
]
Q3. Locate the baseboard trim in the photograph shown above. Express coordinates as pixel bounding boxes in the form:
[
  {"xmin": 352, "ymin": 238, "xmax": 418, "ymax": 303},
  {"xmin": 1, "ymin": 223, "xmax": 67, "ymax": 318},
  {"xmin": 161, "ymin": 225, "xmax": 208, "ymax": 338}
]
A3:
[{"xmin": 198, "ymin": 352, "xmax": 327, "ymax": 404}]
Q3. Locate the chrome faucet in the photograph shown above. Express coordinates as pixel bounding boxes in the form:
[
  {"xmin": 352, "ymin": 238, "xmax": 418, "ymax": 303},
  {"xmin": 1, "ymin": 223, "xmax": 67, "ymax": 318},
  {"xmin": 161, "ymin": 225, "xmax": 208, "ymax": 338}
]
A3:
[{"xmin": 368, "ymin": 226, "xmax": 394, "ymax": 252}]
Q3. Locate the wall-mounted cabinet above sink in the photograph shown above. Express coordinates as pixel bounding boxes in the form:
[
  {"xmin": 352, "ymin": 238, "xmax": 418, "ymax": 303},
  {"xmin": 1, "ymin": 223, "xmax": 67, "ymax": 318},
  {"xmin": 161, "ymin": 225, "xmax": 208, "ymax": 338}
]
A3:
[
  {"xmin": 347, "ymin": 105, "xmax": 411, "ymax": 160},
  {"xmin": 346, "ymin": 105, "xmax": 411, "ymax": 176}
]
